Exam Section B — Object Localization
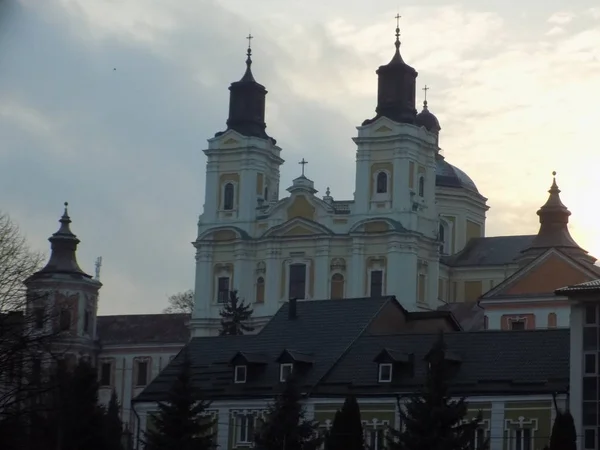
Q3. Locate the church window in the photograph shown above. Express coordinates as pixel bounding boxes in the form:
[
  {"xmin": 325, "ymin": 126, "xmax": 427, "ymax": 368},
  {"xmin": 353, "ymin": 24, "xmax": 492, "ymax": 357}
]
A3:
[
  {"xmin": 288, "ymin": 264, "xmax": 307, "ymax": 300},
  {"xmin": 369, "ymin": 270, "xmax": 383, "ymax": 298},
  {"xmin": 135, "ymin": 360, "xmax": 149, "ymax": 386},
  {"xmin": 217, "ymin": 277, "xmax": 230, "ymax": 303},
  {"xmin": 547, "ymin": 312, "xmax": 557, "ymax": 328},
  {"xmin": 376, "ymin": 172, "xmax": 388, "ymax": 194},
  {"xmin": 418, "ymin": 176, "xmax": 425, "ymax": 197},
  {"xmin": 417, "ymin": 274, "xmax": 427, "ymax": 303},
  {"xmin": 223, "ymin": 183, "xmax": 234, "ymax": 210},
  {"xmin": 330, "ymin": 273, "xmax": 344, "ymax": 299},
  {"xmin": 510, "ymin": 320, "xmax": 525, "ymax": 331},
  {"xmin": 255, "ymin": 277, "xmax": 265, "ymax": 303},
  {"xmin": 99, "ymin": 362, "xmax": 112, "ymax": 387},
  {"xmin": 34, "ymin": 307, "xmax": 44, "ymax": 329},
  {"xmin": 83, "ymin": 310, "xmax": 91, "ymax": 334},
  {"xmin": 59, "ymin": 309, "xmax": 71, "ymax": 331}
]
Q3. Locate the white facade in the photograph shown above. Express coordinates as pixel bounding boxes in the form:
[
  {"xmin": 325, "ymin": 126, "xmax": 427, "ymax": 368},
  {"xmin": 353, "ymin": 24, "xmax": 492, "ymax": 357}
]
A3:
[{"xmin": 190, "ymin": 116, "xmax": 488, "ymax": 337}]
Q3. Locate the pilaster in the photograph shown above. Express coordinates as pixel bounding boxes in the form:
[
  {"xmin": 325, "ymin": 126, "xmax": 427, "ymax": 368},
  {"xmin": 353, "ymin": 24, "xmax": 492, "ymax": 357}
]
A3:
[
  {"xmin": 314, "ymin": 241, "xmax": 330, "ymax": 299},
  {"xmin": 490, "ymin": 400, "xmax": 504, "ymax": 450},
  {"xmin": 350, "ymin": 241, "xmax": 365, "ymax": 297},
  {"xmin": 233, "ymin": 244, "xmax": 252, "ymax": 299},
  {"xmin": 265, "ymin": 245, "xmax": 280, "ymax": 304},
  {"xmin": 217, "ymin": 406, "xmax": 230, "ymax": 450},
  {"xmin": 203, "ymin": 161, "xmax": 219, "ymax": 222},
  {"xmin": 193, "ymin": 245, "xmax": 213, "ymax": 319}
]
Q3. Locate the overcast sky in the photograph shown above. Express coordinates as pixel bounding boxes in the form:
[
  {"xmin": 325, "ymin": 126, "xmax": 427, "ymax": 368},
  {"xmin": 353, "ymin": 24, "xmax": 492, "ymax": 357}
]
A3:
[{"xmin": 1, "ymin": 0, "xmax": 599, "ymax": 315}]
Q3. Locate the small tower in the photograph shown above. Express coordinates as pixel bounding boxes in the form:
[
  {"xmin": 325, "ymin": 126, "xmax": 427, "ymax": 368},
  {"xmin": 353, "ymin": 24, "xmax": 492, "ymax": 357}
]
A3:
[
  {"xmin": 24, "ymin": 203, "xmax": 101, "ymax": 364},
  {"xmin": 519, "ymin": 172, "xmax": 595, "ymax": 265},
  {"xmin": 198, "ymin": 36, "xmax": 284, "ymax": 230}
]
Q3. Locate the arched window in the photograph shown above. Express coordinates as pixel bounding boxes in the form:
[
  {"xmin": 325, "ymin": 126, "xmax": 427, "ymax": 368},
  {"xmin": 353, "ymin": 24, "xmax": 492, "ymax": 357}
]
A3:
[
  {"xmin": 223, "ymin": 183, "xmax": 234, "ymax": 210},
  {"xmin": 330, "ymin": 273, "xmax": 345, "ymax": 299},
  {"xmin": 59, "ymin": 309, "xmax": 71, "ymax": 331},
  {"xmin": 548, "ymin": 312, "xmax": 557, "ymax": 328},
  {"xmin": 418, "ymin": 176, "xmax": 425, "ymax": 197},
  {"xmin": 376, "ymin": 172, "xmax": 388, "ymax": 194},
  {"xmin": 256, "ymin": 277, "xmax": 265, "ymax": 303}
]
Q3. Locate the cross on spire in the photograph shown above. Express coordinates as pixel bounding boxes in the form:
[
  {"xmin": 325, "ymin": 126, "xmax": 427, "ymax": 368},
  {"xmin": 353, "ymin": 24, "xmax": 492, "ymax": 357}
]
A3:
[
  {"xmin": 246, "ymin": 33, "xmax": 253, "ymax": 49},
  {"xmin": 422, "ymin": 85, "xmax": 429, "ymax": 102},
  {"xmin": 394, "ymin": 14, "xmax": 401, "ymax": 39},
  {"xmin": 299, "ymin": 158, "xmax": 308, "ymax": 176}
]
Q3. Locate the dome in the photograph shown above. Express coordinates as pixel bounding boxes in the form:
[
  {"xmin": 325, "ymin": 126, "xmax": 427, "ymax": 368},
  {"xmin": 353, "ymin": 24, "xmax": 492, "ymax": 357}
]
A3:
[
  {"xmin": 415, "ymin": 101, "xmax": 441, "ymax": 133},
  {"xmin": 435, "ymin": 159, "xmax": 478, "ymax": 193}
]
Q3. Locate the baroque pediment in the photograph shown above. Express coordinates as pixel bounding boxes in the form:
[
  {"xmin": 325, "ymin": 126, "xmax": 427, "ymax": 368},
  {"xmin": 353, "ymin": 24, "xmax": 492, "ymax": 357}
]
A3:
[{"xmin": 262, "ymin": 217, "xmax": 334, "ymax": 238}]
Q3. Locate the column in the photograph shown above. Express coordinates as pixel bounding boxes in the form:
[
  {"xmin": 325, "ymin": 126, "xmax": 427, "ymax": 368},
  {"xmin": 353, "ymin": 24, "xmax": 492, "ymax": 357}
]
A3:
[
  {"xmin": 386, "ymin": 244, "xmax": 402, "ymax": 299},
  {"xmin": 203, "ymin": 162, "xmax": 219, "ymax": 221},
  {"xmin": 489, "ymin": 401, "xmax": 505, "ymax": 450},
  {"xmin": 233, "ymin": 244, "xmax": 252, "ymax": 300},
  {"xmin": 314, "ymin": 241, "xmax": 330, "ymax": 299},
  {"xmin": 351, "ymin": 241, "xmax": 364, "ymax": 297},
  {"xmin": 193, "ymin": 245, "xmax": 213, "ymax": 319},
  {"xmin": 217, "ymin": 407, "xmax": 230, "ymax": 450},
  {"xmin": 265, "ymin": 245, "xmax": 280, "ymax": 306}
]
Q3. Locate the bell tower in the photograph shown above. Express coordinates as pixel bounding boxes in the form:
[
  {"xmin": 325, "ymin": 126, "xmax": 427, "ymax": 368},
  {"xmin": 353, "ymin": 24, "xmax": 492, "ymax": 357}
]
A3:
[
  {"xmin": 198, "ymin": 36, "xmax": 284, "ymax": 233},
  {"xmin": 24, "ymin": 203, "xmax": 101, "ymax": 363}
]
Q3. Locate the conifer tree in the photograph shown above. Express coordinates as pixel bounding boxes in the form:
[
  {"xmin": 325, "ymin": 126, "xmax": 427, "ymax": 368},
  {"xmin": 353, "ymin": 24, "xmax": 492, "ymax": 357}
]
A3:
[
  {"xmin": 325, "ymin": 395, "xmax": 364, "ymax": 450},
  {"xmin": 387, "ymin": 332, "xmax": 485, "ymax": 450},
  {"xmin": 548, "ymin": 400, "xmax": 576, "ymax": 450},
  {"xmin": 144, "ymin": 349, "xmax": 215, "ymax": 450},
  {"xmin": 255, "ymin": 375, "xmax": 320, "ymax": 450},
  {"xmin": 104, "ymin": 390, "xmax": 125, "ymax": 450},
  {"xmin": 219, "ymin": 290, "xmax": 254, "ymax": 335}
]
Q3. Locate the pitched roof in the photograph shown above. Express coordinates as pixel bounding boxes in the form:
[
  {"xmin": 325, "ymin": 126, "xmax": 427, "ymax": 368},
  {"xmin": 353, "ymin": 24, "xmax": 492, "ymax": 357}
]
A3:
[
  {"xmin": 135, "ymin": 298, "xmax": 568, "ymax": 403},
  {"xmin": 437, "ymin": 302, "xmax": 485, "ymax": 331},
  {"xmin": 481, "ymin": 248, "xmax": 600, "ymax": 301},
  {"xmin": 556, "ymin": 279, "xmax": 600, "ymax": 295},
  {"xmin": 442, "ymin": 235, "xmax": 535, "ymax": 267},
  {"xmin": 96, "ymin": 313, "xmax": 190, "ymax": 345}
]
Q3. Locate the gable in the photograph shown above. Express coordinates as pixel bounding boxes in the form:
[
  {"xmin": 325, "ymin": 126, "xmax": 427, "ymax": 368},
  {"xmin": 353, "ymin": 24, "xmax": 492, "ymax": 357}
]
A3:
[
  {"xmin": 486, "ymin": 250, "xmax": 597, "ymax": 298},
  {"xmin": 262, "ymin": 217, "xmax": 333, "ymax": 238},
  {"xmin": 286, "ymin": 195, "xmax": 316, "ymax": 221},
  {"xmin": 283, "ymin": 225, "xmax": 317, "ymax": 236}
]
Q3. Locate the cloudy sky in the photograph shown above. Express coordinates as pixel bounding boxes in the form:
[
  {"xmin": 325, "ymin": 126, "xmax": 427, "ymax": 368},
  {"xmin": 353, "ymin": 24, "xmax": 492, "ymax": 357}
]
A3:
[{"xmin": 1, "ymin": 0, "xmax": 599, "ymax": 315}]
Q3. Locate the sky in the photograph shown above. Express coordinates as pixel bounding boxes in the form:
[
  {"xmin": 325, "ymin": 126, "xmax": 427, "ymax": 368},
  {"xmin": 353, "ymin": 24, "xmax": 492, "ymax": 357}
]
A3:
[{"xmin": 1, "ymin": 0, "xmax": 599, "ymax": 315}]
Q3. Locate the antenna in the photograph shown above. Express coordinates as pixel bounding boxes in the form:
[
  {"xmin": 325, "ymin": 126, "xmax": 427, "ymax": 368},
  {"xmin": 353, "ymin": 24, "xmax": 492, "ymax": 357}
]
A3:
[{"xmin": 94, "ymin": 257, "xmax": 103, "ymax": 281}]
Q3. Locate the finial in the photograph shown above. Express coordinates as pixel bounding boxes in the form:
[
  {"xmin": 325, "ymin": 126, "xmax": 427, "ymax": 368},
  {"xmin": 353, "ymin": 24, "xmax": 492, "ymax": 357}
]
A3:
[
  {"xmin": 245, "ymin": 33, "xmax": 253, "ymax": 64},
  {"xmin": 422, "ymin": 85, "xmax": 429, "ymax": 108},
  {"xmin": 299, "ymin": 158, "xmax": 308, "ymax": 177},
  {"xmin": 552, "ymin": 170, "xmax": 557, "ymax": 177},
  {"xmin": 394, "ymin": 14, "xmax": 401, "ymax": 51},
  {"xmin": 326, "ymin": 187, "xmax": 331, "ymax": 196},
  {"xmin": 61, "ymin": 202, "xmax": 70, "ymax": 221}
]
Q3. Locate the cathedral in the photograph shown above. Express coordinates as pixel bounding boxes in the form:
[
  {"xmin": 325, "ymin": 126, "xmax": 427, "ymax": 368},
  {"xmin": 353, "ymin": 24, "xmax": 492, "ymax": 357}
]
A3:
[{"xmin": 189, "ymin": 24, "xmax": 594, "ymax": 337}]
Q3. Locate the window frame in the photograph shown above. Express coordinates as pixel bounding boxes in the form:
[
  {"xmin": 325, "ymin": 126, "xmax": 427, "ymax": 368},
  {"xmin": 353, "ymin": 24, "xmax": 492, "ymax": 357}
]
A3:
[
  {"xmin": 236, "ymin": 414, "xmax": 255, "ymax": 444},
  {"xmin": 217, "ymin": 276, "xmax": 230, "ymax": 303},
  {"xmin": 584, "ymin": 352, "xmax": 597, "ymax": 375},
  {"xmin": 255, "ymin": 277, "xmax": 265, "ymax": 303},
  {"xmin": 375, "ymin": 171, "xmax": 388, "ymax": 194},
  {"xmin": 372, "ymin": 169, "xmax": 391, "ymax": 201},
  {"xmin": 330, "ymin": 272, "xmax": 345, "ymax": 299},
  {"xmin": 286, "ymin": 261, "xmax": 309, "ymax": 300},
  {"xmin": 99, "ymin": 361, "xmax": 112, "ymax": 387},
  {"xmin": 59, "ymin": 308, "xmax": 71, "ymax": 332},
  {"xmin": 418, "ymin": 175, "xmax": 425, "ymax": 197},
  {"xmin": 369, "ymin": 269, "xmax": 384, "ymax": 298},
  {"xmin": 509, "ymin": 318, "xmax": 527, "ymax": 331},
  {"xmin": 135, "ymin": 360, "xmax": 149, "ymax": 387},
  {"xmin": 583, "ymin": 427, "xmax": 596, "ymax": 450},
  {"xmin": 222, "ymin": 182, "xmax": 236, "ymax": 211},
  {"xmin": 513, "ymin": 427, "xmax": 533, "ymax": 450},
  {"xmin": 378, "ymin": 363, "xmax": 393, "ymax": 383},
  {"xmin": 280, "ymin": 363, "xmax": 294, "ymax": 382},
  {"xmin": 234, "ymin": 365, "xmax": 247, "ymax": 384}
]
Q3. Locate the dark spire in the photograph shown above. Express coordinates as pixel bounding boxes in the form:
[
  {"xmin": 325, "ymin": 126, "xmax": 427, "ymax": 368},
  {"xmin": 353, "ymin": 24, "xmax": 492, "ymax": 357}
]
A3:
[
  {"xmin": 220, "ymin": 35, "xmax": 273, "ymax": 142},
  {"xmin": 520, "ymin": 172, "xmax": 594, "ymax": 263},
  {"xmin": 36, "ymin": 202, "xmax": 92, "ymax": 279},
  {"xmin": 363, "ymin": 15, "xmax": 418, "ymax": 126}
]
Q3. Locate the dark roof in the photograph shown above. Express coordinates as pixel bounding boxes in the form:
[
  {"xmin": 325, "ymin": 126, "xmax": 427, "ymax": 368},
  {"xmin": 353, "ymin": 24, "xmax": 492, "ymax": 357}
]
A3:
[
  {"xmin": 435, "ymin": 159, "xmax": 479, "ymax": 193},
  {"xmin": 556, "ymin": 279, "xmax": 600, "ymax": 295},
  {"xmin": 135, "ymin": 298, "xmax": 568, "ymax": 402},
  {"xmin": 442, "ymin": 235, "xmax": 535, "ymax": 267},
  {"xmin": 415, "ymin": 101, "xmax": 440, "ymax": 133},
  {"xmin": 96, "ymin": 314, "xmax": 190, "ymax": 345},
  {"xmin": 437, "ymin": 302, "xmax": 485, "ymax": 331}
]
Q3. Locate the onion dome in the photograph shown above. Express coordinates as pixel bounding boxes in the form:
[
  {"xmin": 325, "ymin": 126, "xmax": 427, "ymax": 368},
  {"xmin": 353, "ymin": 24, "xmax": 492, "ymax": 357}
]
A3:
[{"xmin": 415, "ymin": 100, "xmax": 441, "ymax": 134}]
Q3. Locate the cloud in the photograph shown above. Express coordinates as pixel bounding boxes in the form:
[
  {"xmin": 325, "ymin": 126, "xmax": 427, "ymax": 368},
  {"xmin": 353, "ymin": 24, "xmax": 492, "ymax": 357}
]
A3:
[{"xmin": 548, "ymin": 11, "xmax": 576, "ymax": 25}]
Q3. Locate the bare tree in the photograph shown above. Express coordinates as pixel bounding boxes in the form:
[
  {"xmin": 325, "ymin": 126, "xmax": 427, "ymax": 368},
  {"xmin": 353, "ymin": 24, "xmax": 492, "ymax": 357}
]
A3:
[
  {"xmin": 0, "ymin": 212, "xmax": 66, "ymax": 420},
  {"xmin": 163, "ymin": 290, "xmax": 194, "ymax": 314}
]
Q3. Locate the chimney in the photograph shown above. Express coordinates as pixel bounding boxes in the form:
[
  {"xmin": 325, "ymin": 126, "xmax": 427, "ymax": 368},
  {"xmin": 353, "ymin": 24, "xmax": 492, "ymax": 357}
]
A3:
[{"xmin": 288, "ymin": 298, "xmax": 297, "ymax": 320}]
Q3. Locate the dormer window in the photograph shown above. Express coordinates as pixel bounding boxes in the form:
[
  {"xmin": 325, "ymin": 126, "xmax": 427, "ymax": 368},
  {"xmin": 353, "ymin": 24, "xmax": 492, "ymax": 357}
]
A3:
[
  {"xmin": 378, "ymin": 363, "xmax": 393, "ymax": 383},
  {"xmin": 280, "ymin": 363, "xmax": 293, "ymax": 382},
  {"xmin": 234, "ymin": 365, "xmax": 247, "ymax": 384}
]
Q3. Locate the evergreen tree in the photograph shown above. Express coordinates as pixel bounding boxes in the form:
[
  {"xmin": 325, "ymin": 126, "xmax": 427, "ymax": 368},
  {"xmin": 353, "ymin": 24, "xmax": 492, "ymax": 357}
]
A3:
[
  {"xmin": 548, "ymin": 401, "xmax": 576, "ymax": 450},
  {"xmin": 144, "ymin": 349, "xmax": 215, "ymax": 450},
  {"xmin": 219, "ymin": 290, "xmax": 254, "ymax": 336},
  {"xmin": 325, "ymin": 395, "xmax": 364, "ymax": 450},
  {"xmin": 255, "ymin": 375, "xmax": 320, "ymax": 450},
  {"xmin": 104, "ymin": 390, "xmax": 125, "ymax": 450},
  {"xmin": 387, "ymin": 332, "xmax": 485, "ymax": 450}
]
